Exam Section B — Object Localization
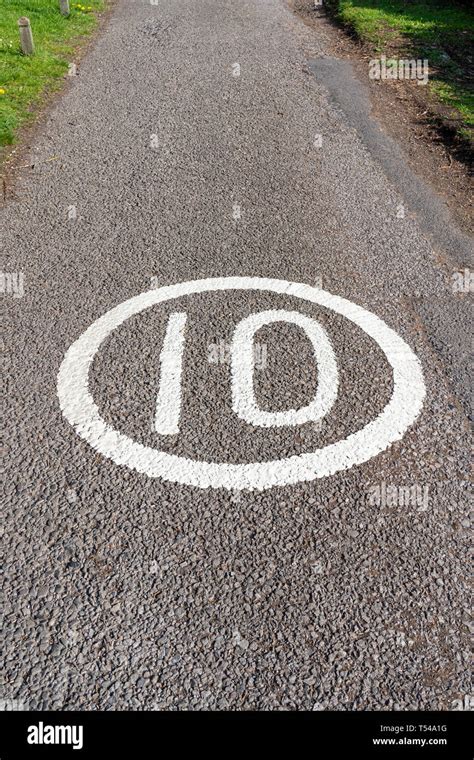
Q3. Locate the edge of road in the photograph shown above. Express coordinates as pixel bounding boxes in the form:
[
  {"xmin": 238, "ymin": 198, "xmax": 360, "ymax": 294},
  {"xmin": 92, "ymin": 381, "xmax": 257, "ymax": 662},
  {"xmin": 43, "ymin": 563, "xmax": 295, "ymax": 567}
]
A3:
[
  {"xmin": 0, "ymin": 0, "xmax": 117, "ymax": 203},
  {"xmin": 289, "ymin": 0, "xmax": 473, "ymax": 239},
  {"xmin": 308, "ymin": 57, "xmax": 473, "ymax": 273},
  {"xmin": 306, "ymin": 56, "xmax": 473, "ymax": 424}
]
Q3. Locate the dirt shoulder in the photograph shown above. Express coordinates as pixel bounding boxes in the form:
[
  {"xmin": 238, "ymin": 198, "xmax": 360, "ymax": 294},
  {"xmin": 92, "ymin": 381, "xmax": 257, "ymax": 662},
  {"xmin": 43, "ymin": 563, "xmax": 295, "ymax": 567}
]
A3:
[{"xmin": 290, "ymin": 0, "xmax": 473, "ymax": 237}]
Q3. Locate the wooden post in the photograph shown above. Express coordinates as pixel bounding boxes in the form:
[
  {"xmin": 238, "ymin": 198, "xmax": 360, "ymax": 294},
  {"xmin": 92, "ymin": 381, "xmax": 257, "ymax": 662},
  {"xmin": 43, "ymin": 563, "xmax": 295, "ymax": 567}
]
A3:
[
  {"xmin": 18, "ymin": 17, "xmax": 35, "ymax": 56},
  {"xmin": 59, "ymin": 0, "xmax": 70, "ymax": 16}
]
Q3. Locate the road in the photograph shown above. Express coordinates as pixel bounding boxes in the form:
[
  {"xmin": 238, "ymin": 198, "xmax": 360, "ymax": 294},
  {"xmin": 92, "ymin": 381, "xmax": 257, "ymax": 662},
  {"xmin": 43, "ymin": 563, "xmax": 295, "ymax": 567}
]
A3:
[{"xmin": 2, "ymin": 0, "xmax": 471, "ymax": 710}]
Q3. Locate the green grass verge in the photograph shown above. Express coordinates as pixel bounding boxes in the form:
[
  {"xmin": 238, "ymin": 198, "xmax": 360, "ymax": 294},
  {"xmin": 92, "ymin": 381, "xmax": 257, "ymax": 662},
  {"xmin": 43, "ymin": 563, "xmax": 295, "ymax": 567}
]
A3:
[
  {"xmin": 0, "ymin": 0, "xmax": 104, "ymax": 148},
  {"xmin": 328, "ymin": 0, "xmax": 474, "ymax": 138}
]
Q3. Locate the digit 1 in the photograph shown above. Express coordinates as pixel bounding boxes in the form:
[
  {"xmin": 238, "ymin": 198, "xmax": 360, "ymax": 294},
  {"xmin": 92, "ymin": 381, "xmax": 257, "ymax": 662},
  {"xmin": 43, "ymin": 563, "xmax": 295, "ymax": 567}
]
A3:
[{"xmin": 155, "ymin": 312, "xmax": 187, "ymax": 435}]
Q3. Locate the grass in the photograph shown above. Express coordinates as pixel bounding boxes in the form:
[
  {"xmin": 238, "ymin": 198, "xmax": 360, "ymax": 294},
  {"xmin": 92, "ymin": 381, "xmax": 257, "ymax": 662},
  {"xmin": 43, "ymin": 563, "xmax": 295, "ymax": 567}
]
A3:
[
  {"xmin": 327, "ymin": 0, "xmax": 474, "ymax": 139},
  {"xmin": 0, "ymin": 0, "xmax": 104, "ymax": 148}
]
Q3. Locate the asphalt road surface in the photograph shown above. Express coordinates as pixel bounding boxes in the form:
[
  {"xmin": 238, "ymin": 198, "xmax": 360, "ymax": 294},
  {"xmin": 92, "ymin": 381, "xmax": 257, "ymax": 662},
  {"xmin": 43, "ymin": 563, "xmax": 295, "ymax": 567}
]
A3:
[{"xmin": 2, "ymin": 0, "xmax": 472, "ymax": 710}]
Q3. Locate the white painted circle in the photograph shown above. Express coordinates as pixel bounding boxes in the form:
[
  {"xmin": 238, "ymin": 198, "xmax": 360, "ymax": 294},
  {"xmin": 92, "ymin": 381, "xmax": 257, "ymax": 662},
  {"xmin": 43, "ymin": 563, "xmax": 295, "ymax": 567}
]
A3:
[{"xmin": 57, "ymin": 277, "xmax": 426, "ymax": 491}]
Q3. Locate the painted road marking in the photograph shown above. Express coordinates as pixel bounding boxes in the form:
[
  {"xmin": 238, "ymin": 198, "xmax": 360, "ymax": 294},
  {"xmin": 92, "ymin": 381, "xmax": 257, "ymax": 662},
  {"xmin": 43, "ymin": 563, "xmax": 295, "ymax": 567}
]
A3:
[
  {"xmin": 154, "ymin": 312, "xmax": 187, "ymax": 435},
  {"xmin": 231, "ymin": 309, "xmax": 338, "ymax": 428},
  {"xmin": 154, "ymin": 308, "xmax": 338, "ymax": 431},
  {"xmin": 57, "ymin": 276, "xmax": 426, "ymax": 491}
]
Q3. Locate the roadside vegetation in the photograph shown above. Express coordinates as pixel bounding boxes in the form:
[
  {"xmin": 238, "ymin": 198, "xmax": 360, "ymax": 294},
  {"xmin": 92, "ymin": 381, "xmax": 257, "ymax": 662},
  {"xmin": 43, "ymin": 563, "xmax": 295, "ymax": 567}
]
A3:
[
  {"xmin": 0, "ymin": 0, "xmax": 104, "ymax": 149},
  {"xmin": 324, "ymin": 0, "xmax": 473, "ymax": 149}
]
